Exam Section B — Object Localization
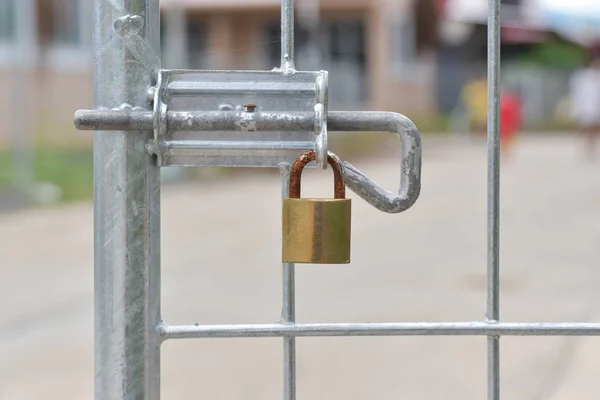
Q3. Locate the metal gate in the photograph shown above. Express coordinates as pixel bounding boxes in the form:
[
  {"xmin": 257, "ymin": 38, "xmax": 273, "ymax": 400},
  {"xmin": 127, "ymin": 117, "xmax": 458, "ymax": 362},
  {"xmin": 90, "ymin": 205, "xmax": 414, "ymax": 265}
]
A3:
[{"xmin": 73, "ymin": 1, "xmax": 600, "ymax": 399}]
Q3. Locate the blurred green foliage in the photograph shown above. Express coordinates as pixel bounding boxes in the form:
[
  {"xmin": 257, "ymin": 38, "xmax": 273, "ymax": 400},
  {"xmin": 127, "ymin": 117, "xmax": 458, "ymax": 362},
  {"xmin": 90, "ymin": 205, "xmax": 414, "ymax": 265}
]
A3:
[
  {"xmin": 0, "ymin": 148, "xmax": 94, "ymax": 203},
  {"xmin": 516, "ymin": 40, "xmax": 587, "ymax": 69}
]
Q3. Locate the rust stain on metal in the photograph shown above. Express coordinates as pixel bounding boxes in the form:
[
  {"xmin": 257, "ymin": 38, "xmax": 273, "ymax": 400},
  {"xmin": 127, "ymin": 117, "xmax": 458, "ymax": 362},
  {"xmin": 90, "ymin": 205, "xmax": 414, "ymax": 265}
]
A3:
[
  {"xmin": 288, "ymin": 150, "xmax": 345, "ymax": 199},
  {"xmin": 244, "ymin": 104, "xmax": 257, "ymax": 112}
]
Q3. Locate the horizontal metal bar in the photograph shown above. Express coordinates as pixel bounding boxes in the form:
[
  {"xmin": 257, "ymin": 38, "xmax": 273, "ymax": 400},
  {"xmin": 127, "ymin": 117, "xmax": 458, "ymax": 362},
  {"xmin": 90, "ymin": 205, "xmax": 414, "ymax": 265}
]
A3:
[
  {"xmin": 74, "ymin": 110, "xmax": 314, "ymax": 132},
  {"xmin": 75, "ymin": 110, "xmax": 154, "ymax": 131},
  {"xmin": 168, "ymin": 81, "xmax": 315, "ymax": 95},
  {"xmin": 168, "ymin": 111, "xmax": 313, "ymax": 132},
  {"xmin": 159, "ymin": 322, "xmax": 600, "ymax": 341},
  {"xmin": 166, "ymin": 140, "xmax": 314, "ymax": 152},
  {"xmin": 75, "ymin": 109, "xmax": 418, "ymax": 135},
  {"xmin": 330, "ymin": 111, "xmax": 421, "ymax": 213},
  {"xmin": 75, "ymin": 109, "xmax": 422, "ymax": 213},
  {"xmin": 75, "ymin": 110, "xmax": 421, "ymax": 135}
]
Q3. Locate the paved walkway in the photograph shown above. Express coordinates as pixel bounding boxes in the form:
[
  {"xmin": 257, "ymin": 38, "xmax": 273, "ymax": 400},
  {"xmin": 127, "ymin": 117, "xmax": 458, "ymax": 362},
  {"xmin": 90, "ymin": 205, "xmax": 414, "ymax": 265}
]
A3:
[{"xmin": 1, "ymin": 134, "xmax": 600, "ymax": 399}]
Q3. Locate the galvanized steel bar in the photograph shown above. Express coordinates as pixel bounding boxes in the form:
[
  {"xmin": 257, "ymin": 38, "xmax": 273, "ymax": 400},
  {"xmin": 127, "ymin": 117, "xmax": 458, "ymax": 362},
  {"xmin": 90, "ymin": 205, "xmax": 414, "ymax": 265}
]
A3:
[
  {"xmin": 74, "ymin": 110, "xmax": 313, "ymax": 131},
  {"xmin": 280, "ymin": 164, "xmax": 297, "ymax": 400},
  {"xmin": 281, "ymin": 0, "xmax": 295, "ymax": 71},
  {"xmin": 75, "ymin": 109, "xmax": 155, "ymax": 131},
  {"xmin": 330, "ymin": 111, "xmax": 422, "ymax": 213},
  {"xmin": 160, "ymin": 322, "xmax": 600, "ymax": 340},
  {"xmin": 487, "ymin": 0, "xmax": 502, "ymax": 399},
  {"xmin": 280, "ymin": 1, "xmax": 297, "ymax": 395},
  {"xmin": 74, "ymin": 110, "xmax": 422, "ymax": 213},
  {"xmin": 166, "ymin": 140, "xmax": 315, "ymax": 152},
  {"xmin": 93, "ymin": 1, "xmax": 161, "ymax": 400},
  {"xmin": 75, "ymin": 109, "xmax": 421, "ymax": 132}
]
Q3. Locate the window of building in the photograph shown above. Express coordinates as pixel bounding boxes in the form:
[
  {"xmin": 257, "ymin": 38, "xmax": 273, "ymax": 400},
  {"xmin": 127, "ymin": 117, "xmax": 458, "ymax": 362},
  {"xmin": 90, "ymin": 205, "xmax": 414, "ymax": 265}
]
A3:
[
  {"xmin": 36, "ymin": 0, "xmax": 91, "ymax": 70},
  {"xmin": 392, "ymin": 12, "xmax": 417, "ymax": 68},
  {"xmin": 501, "ymin": 0, "xmax": 522, "ymax": 22},
  {"xmin": 187, "ymin": 18, "xmax": 208, "ymax": 69},
  {"xmin": 328, "ymin": 20, "xmax": 365, "ymax": 65},
  {"xmin": 391, "ymin": 0, "xmax": 438, "ymax": 81},
  {"xmin": 262, "ymin": 19, "xmax": 366, "ymax": 107},
  {"xmin": 53, "ymin": 0, "xmax": 80, "ymax": 45},
  {"xmin": 0, "ymin": 0, "xmax": 16, "ymax": 41},
  {"xmin": 325, "ymin": 19, "xmax": 367, "ymax": 107},
  {"xmin": 38, "ymin": 0, "xmax": 81, "ymax": 47},
  {"xmin": 264, "ymin": 22, "xmax": 310, "ymax": 69}
]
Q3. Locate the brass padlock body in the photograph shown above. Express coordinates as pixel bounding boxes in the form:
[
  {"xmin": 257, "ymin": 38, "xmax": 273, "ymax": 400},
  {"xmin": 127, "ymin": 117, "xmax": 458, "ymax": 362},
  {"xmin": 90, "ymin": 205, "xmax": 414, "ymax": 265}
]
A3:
[
  {"xmin": 282, "ymin": 151, "xmax": 351, "ymax": 264},
  {"xmin": 283, "ymin": 198, "xmax": 351, "ymax": 263}
]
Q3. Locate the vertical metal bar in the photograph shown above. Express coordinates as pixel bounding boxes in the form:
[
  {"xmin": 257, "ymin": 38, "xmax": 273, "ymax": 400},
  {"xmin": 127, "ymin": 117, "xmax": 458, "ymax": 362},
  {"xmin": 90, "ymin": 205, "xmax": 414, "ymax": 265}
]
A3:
[
  {"xmin": 94, "ymin": 0, "xmax": 161, "ymax": 399},
  {"xmin": 486, "ymin": 0, "xmax": 501, "ymax": 399},
  {"xmin": 280, "ymin": 163, "xmax": 296, "ymax": 400},
  {"xmin": 280, "ymin": 0, "xmax": 295, "ymax": 71},
  {"xmin": 281, "ymin": 0, "xmax": 296, "ymax": 392}
]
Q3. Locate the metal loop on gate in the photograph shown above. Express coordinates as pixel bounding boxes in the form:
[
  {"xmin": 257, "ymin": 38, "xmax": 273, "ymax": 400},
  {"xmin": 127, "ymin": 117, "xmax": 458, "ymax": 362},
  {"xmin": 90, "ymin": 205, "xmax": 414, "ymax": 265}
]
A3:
[{"xmin": 328, "ymin": 111, "xmax": 422, "ymax": 214}]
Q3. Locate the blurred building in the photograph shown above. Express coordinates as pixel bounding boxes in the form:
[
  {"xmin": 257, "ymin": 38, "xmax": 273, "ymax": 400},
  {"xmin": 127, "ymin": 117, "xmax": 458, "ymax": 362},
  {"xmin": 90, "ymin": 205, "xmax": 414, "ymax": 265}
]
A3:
[
  {"xmin": 0, "ymin": 0, "xmax": 93, "ymax": 146},
  {"xmin": 436, "ymin": 0, "xmax": 549, "ymax": 113},
  {"xmin": 0, "ymin": 0, "xmax": 441, "ymax": 145},
  {"xmin": 160, "ymin": 0, "xmax": 440, "ymax": 113},
  {"xmin": 438, "ymin": 0, "xmax": 600, "ymax": 126},
  {"xmin": 1, "ymin": 0, "xmax": 599, "ymax": 144}
]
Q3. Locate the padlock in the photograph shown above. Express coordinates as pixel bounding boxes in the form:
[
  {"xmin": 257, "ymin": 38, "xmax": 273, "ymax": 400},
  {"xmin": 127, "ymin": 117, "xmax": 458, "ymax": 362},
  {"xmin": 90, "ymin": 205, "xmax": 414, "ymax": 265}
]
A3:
[{"xmin": 282, "ymin": 150, "xmax": 351, "ymax": 264}]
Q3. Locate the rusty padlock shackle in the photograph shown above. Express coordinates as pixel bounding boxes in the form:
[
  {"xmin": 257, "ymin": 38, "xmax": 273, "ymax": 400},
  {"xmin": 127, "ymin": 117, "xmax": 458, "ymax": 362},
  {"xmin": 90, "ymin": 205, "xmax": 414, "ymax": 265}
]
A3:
[{"xmin": 289, "ymin": 150, "xmax": 345, "ymax": 199}]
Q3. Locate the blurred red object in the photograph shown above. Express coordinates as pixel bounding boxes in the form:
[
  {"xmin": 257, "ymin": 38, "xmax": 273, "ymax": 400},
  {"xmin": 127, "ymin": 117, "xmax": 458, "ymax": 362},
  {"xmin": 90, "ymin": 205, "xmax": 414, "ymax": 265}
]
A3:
[
  {"xmin": 435, "ymin": 0, "xmax": 448, "ymax": 14},
  {"xmin": 500, "ymin": 91, "xmax": 522, "ymax": 153}
]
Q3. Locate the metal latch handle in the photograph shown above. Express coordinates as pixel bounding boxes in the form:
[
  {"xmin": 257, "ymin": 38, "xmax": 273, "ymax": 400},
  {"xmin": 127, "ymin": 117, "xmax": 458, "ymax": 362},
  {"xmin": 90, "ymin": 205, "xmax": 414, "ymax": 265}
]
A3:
[
  {"xmin": 328, "ymin": 112, "xmax": 422, "ymax": 214},
  {"xmin": 74, "ymin": 110, "xmax": 422, "ymax": 214}
]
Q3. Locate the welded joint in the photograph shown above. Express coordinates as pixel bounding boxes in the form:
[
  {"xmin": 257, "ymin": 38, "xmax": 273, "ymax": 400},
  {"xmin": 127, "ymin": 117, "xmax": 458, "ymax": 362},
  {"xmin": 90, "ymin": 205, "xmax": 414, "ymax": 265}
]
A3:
[
  {"xmin": 113, "ymin": 14, "xmax": 160, "ymax": 74},
  {"xmin": 156, "ymin": 321, "xmax": 170, "ymax": 344}
]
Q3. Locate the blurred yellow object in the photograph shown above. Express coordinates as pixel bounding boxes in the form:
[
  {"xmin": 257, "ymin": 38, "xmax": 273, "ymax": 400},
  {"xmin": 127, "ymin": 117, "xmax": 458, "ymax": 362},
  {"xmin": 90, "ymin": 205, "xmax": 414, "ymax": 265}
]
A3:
[
  {"xmin": 555, "ymin": 96, "xmax": 572, "ymax": 123},
  {"xmin": 462, "ymin": 79, "xmax": 488, "ymax": 129}
]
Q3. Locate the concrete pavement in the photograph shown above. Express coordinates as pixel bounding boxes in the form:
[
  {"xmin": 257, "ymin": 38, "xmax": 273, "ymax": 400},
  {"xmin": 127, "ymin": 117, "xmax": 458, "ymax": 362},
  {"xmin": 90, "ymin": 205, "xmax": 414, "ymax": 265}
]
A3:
[{"xmin": 1, "ymin": 134, "xmax": 600, "ymax": 399}]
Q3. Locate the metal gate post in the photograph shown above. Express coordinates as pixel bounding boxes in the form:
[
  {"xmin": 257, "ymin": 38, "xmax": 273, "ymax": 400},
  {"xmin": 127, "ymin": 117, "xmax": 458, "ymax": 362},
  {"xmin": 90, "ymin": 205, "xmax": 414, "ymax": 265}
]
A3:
[{"xmin": 93, "ymin": 1, "xmax": 161, "ymax": 399}]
